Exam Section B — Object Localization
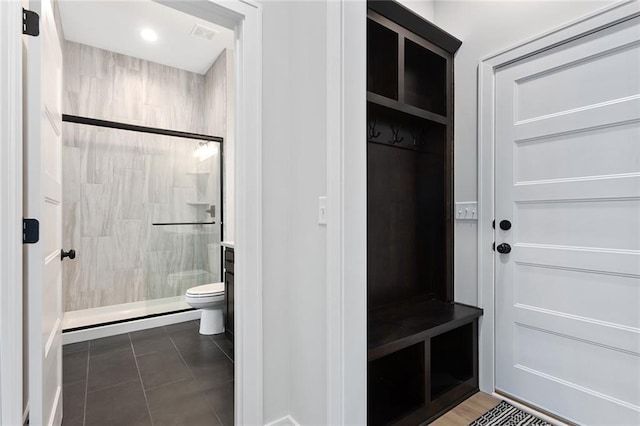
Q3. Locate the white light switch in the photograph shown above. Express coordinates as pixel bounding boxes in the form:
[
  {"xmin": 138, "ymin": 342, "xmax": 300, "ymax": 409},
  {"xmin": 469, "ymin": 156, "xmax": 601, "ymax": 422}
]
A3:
[
  {"xmin": 455, "ymin": 201, "xmax": 478, "ymax": 221},
  {"xmin": 318, "ymin": 196, "xmax": 327, "ymax": 226}
]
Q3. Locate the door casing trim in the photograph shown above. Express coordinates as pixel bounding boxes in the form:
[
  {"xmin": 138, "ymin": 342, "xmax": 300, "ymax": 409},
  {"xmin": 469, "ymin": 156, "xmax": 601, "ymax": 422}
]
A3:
[
  {"xmin": 326, "ymin": 2, "xmax": 368, "ymax": 424},
  {"xmin": 0, "ymin": 2, "xmax": 24, "ymax": 425},
  {"xmin": 477, "ymin": 0, "xmax": 640, "ymax": 394}
]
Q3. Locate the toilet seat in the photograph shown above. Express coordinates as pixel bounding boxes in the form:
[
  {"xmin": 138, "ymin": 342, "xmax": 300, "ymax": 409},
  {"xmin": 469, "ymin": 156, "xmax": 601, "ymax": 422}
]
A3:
[{"xmin": 186, "ymin": 282, "xmax": 224, "ymax": 298}]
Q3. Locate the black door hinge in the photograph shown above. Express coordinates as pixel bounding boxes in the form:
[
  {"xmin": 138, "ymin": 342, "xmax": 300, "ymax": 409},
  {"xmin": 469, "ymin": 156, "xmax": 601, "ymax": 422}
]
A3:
[
  {"xmin": 492, "ymin": 242, "xmax": 495, "ymax": 251},
  {"xmin": 23, "ymin": 8, "xmax": 40, "ymax": 37},
  {"xmin": 492, "ymin": 220, "xmax": 495, "ymax": 229},
  {"xmin": 23, "ymin": 218, "xmax": 39, "ymax": 244}
]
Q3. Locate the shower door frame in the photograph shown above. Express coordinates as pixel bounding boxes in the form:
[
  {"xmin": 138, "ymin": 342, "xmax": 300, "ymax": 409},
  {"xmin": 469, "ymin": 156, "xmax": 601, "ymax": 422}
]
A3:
[{"xmin": 61, "ymin": 113, "xmax": 226, "ymax": 318}]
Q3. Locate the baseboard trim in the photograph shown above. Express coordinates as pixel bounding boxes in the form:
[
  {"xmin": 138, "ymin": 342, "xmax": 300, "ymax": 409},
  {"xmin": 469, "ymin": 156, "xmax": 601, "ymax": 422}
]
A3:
[
  {"xmin": 492, "ymin": 392, "xmax": 573, "ymax": 426},
  {"xmin": 264, "ymin": 415, "xmax": 300, "ymax": 426},
  {"xmin": 62, "ymin": 310, "xmax": 201, "ymax": 344}
]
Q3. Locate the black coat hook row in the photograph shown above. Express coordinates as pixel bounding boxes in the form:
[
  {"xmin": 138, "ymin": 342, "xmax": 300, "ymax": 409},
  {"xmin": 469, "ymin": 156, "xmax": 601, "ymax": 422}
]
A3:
[
  {"xmin": 367, "ymin": 121, "xmax": 425, "ymax": 150},
  {"xmin": 368, "ymin": 117, "xmax": 381, "ymax": 139},
  {"xmin": 390, "ymin": 124, "xmax": 404, "ymax": 144},
  {"xmin": 410, "ymin": 128, "xmax": 422, "ymax": 148}
]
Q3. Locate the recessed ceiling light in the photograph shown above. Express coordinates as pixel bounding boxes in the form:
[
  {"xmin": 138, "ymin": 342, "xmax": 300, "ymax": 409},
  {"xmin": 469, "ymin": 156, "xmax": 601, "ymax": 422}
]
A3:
[{"xmin": 140, "ymin": 28, "xmax": 158, "ymax": 42}]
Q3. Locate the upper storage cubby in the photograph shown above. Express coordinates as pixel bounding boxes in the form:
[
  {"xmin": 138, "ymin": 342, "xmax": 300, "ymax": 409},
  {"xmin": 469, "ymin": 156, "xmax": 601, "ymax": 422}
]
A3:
[
  {"xmin": 367, "ymin": 18, "xmax": 399, "ymax": 100},
  {"xmin": 367, "ymin": 8, "xmax": 452, "ymax": 120},
  {"xmin": 404, "ymin": 38, "xmax": 447, "ymax": 115}
]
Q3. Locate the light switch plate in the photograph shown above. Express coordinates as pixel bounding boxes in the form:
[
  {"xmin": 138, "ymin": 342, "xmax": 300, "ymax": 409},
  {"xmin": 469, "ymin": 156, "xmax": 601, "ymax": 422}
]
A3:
[
  {"xmin": 318, "ymin": 196, "xmax": 327, "ymax": 226},
  {"xmin": 455, "ymin": 201, "xmax": 478, "ymax": 221}
]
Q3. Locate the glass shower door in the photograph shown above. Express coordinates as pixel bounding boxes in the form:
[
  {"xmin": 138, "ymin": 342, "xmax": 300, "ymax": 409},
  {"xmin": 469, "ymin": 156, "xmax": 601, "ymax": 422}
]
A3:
[
  {"xmin": 145, "ymin": 132, "xmax": 223, "ymax": 307},
  {"xmin": 62, "ymin": 121, "xmax": 223, "ymax": 325}
]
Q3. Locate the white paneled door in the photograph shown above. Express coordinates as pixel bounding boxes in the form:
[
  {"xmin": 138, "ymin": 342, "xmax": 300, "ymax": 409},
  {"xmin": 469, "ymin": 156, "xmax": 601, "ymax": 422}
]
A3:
[
  {"xmin": 494, "ymin": 16, "xmax": 640, "ymax": 425},
  {"xmin": 25, "ymin": 0, "xmax": 64, "ymax": 424}
]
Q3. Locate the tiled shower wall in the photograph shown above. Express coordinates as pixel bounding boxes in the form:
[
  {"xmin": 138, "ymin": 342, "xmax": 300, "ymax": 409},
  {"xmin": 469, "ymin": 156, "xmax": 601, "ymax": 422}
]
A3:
[
  {"xmin": 204, "ymin": 49, "xmax": 234, "ymax": 241},
  {"xmin": 64, "ymin": 41, "xmax": 207, "ymax": 133},
  {"xmin": 62, "ymin": 41, "xmax": 226, "ymax": 312}
]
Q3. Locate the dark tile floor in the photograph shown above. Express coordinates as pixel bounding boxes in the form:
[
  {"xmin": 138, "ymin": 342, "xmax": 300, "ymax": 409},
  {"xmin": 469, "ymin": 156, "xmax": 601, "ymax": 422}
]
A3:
[{"xmin": 62, "ymin": 320, "xmax": 234, "ymax": 426}]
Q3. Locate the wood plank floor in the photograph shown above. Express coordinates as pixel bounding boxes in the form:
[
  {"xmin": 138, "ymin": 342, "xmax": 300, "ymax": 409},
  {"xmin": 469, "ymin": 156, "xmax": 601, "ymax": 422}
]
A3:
[{"xmin": 430, "ymin": 392, "xmax": 501, "ymax": 425}]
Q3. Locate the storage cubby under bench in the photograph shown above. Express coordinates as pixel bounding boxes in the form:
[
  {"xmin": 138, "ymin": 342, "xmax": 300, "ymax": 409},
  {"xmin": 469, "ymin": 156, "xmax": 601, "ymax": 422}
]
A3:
[{"xmin": 368, "ymin": 299, "xmax": 482, "ymax": 424}]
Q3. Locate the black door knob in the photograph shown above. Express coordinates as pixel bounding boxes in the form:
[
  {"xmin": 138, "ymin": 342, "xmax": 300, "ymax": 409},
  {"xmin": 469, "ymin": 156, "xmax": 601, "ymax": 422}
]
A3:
[
  {"xmin": 500, "ymin": 220, "xmax": 512, "ymax": 230},
  {"xmin": 61, "ymin": 249, "xmax": 76, "ymax": 260},
  {"xmin": 496, "ymin": 243, "xmax": 511, "ymax": 254}
]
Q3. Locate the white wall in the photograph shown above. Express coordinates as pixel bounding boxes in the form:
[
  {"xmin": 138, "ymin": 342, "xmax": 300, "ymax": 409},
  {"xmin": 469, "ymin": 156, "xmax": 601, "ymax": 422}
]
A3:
[
  {"xmin": 262, "ymin": 2, "xmax": 292, "ymax": 420},
  {"xmin": 397, "ymin": 0, "xmax": 435, "ymax": 21},
  {"xmin": 431, "ymin": 0, "xmax": 615, "ymax": 305},
  {"xmin": 261, "ymin": 1, "xmax": 328, "ymax": 424},
  {"xmin": 284, "ymin": 2, "xmax": 328, "ymax": 424}
]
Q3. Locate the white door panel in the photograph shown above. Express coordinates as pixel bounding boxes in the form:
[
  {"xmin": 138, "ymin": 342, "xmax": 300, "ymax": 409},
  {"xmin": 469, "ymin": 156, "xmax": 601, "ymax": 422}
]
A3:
[
  {"xmin": 514, "ymin": 305, "xmax": 639, "ymax": 356},
  {"xmin": 495, "ymin": 15, "xmax": 640, "ymax": 425},
  {"xmin": 514, "ymin": 263, "xmax": 640, "ymax": 328},
  {"xmin": 512, "ymin": 17, "xmax": 640, "ymax": 123},
  {"xmin": 514, "ymin": 96, "xmax": 640, "ymax": 140},
  {"xmin": 515, "ymin": 40, "xmax": 640, "ymax": 121},
  {"xmin": 514, "ymin": 122, "xmax": 640, "ymax": 184},
  {"xmin": 514, "ymin": 176, "xmax": 640, "ymax": 202},
  {"xmin": 512, "ymin": 245, "xmax": 640, "ymax": 277},
  {"xmin": 515, "ymin": 324, "xmax": 639, "ymax": 404},
  {"xmin": 25, "ymin": 0, "xmax": 64, "ymax": 424},
  {"xmin": 505, "ymin": 364, "xmax": 639, "ymax": 426},
  {"xmin": 516, "ymin": 199, "xmax": 640, "ymax": 249}
]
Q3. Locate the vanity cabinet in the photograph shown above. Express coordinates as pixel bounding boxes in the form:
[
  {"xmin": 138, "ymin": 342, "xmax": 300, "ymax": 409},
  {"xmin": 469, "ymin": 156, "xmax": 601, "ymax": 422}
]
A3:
[
  {"xmin": 224, "ymin": 247, "xmax": 234, "ymax": 343},
  {"xmin": 366, "ymin": 2, "xmax": 482, "ymax": 424}
]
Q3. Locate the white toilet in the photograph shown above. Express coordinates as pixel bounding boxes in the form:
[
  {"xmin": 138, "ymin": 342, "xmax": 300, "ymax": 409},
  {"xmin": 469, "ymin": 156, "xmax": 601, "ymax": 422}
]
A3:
[{"xmin": 185, "ymin": 282, "xmax": 225, "ymax": 335}]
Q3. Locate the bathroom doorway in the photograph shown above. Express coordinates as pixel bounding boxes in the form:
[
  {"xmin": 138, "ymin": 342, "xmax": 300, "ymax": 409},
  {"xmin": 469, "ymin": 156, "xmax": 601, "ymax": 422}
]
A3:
[
  {"xmin": 2, "ymin": 0, "xmax": 262, "ymax": 424},
  {"xmin": 40, "ymin": 0, "xmax": 249, "ymax": 424},
  {"xmin": 57, "ymin": 0, "xmax": 233, "ymax": 332}
]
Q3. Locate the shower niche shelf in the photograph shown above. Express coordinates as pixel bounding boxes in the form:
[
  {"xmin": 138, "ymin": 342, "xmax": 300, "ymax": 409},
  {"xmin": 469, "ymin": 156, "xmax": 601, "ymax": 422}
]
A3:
[
  {"xmin": 186, "ymin": 202, "xmax": 212, "ymax": 206},
  {"xmin": 186, "ymin": 171, "xmax": 211, "ymax": 176}
]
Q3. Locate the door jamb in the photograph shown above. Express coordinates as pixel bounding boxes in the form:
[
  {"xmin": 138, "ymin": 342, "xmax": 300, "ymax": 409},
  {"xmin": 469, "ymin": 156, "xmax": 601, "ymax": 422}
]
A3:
[
  {"xmin": 0, "ymin": 2, "xmax": 24, "ymax": 425},
  {"xmin": 326, "ymin": 2, "xmax": 368, "ymax": 424},
  {"xmin": 156, "ymin": 1, "xmax": 264, "ymax": 423},
  {"xmin": 477, "ymin": 0, "xmax": 640, "ymax": 394}
]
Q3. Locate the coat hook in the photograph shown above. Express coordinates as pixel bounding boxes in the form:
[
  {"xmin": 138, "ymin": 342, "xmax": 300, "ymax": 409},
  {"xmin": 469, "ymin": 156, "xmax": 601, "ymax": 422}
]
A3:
[
  {"xmin": 368, "ymin": 118, "xmax": 381, "ymax": 139},
  {"xmin": 391, "ymin": 124, "xmax": 404, "ymax": 144},
  {"xmin": 410, "ymin": 128, "xmax": 422, "ymax": 148}
]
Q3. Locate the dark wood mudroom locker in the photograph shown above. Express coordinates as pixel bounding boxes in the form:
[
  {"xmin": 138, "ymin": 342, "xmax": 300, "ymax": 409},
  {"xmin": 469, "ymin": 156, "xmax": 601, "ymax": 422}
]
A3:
[{"xmin": 366, "ymin": 1, "xmax": 483, "ymax": 424}]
